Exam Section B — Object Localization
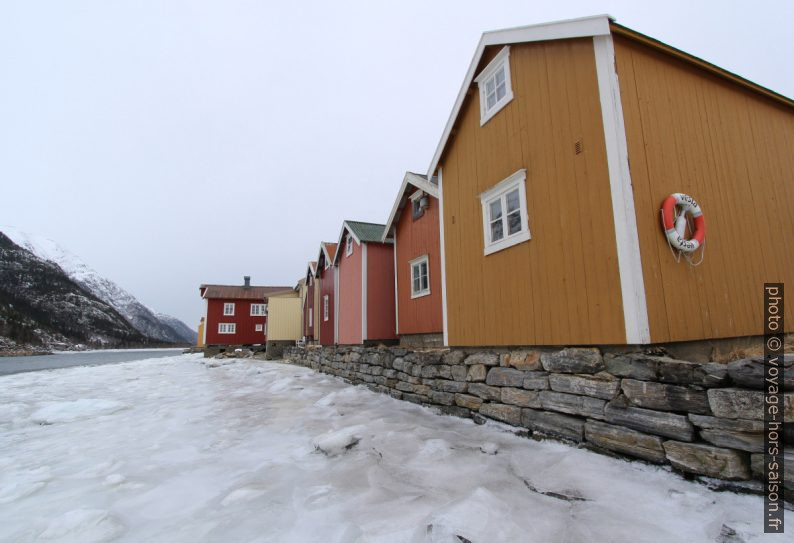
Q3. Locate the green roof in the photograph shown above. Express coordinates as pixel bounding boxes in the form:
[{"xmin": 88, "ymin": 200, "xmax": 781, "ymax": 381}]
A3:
[{"xmin": 346, "ymin": 220, "xmax": 387, "ymax": 242}]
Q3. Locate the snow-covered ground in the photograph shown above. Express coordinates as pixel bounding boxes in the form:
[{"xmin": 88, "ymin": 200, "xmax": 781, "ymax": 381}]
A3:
[{"xmin": 0, "ymin": 354, "xmax": 786, "ymax": 542}]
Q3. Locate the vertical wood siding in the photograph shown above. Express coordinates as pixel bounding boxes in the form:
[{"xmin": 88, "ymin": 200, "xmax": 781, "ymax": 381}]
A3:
[
  {"xmin": 614, "ymin": 36, "xmax": 794, "ymax": 342},
  {"xmin": 441, "ymin": 38, "xmax": 625, "ymax": 346},
  {"xmin": 267, "ymin": 295, "xmax": 302, "ymax": 341},
  {"xmin": 318, "ymin": 267, "xmax": 336, "ymax": 346},
  {"xmin": 395, "ymin": 196, "xmax": 443, "ymax": 335},
  {"xmin": 313, "ymin": 278, "xmax": 321, "ymax": 342},
  {"xmin": 204, "ymin": 299, "xmax": 267, "ymax": 345},
  {"xmin": 303, "ymin": 280, "xmax": 315, "ymax": 339},
  {"xmin": 337, "ymin": 240, "xmax": 362, "ymax": 344},
  {"xmin": 365, "ymin": 242, "xmax": 398, "ymax": 341}
]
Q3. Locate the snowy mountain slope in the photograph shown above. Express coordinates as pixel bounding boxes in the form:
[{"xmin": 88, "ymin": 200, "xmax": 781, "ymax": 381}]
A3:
[
  {"xmin": 1, "ymin": 227, "xmax": 195, "ymax": 344},
  {"xmin": 0, "ymin": 233, "xmax": 150, "ymax": 349}
]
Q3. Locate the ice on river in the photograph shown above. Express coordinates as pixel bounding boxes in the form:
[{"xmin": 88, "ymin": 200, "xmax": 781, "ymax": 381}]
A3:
[{"xmin": 0, "ymin": 354, "xmax": 787, "ymax": 542}]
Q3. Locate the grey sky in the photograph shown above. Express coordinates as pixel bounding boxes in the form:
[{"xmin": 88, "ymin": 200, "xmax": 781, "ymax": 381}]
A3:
[{"xmin": 2, "ymin": 0, "xmax": 792, "ymax": 328}]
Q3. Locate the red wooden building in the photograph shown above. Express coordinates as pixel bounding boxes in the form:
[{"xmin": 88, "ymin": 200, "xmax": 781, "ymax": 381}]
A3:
[
  {"xmin": 333, "ymin": 221, "xmax": 396, "ymax": 345},
  {"xmin": 315, "ymin": 242, "xmax": 337, "ymax": 346},
  {"xmin": 302, "ymin": 261, "xmax": 317, "ymax": 342},
  {"xmin": 383, "ymin": 172, "xmax": 443, "ymax": 346},
  {"xmin": 199, "ymin": 277, "xmax": 292, "ymax": 346}
]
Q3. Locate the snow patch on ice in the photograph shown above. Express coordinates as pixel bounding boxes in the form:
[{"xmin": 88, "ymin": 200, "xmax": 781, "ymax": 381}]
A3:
[
  {"xmin": 221, "ymin": 486, "xmax": 268, "ymax": 506},
  {"xmin": 38, "ymin": 509, "xmax": 125, "ymax": 542},
  {"xmin": 102, "ymin": 474, "xmax": 126, "ymax": 486},
  {"xmin": 0, "ymin": 467, "xmax": 51, "ymax": 504},
  {"xmin": 31, "ymin": 399, "xmax": 127, "ymax": 424},
  {"xmin": 479, "ymin": 442, "xmax": 498, "ymax": 455},
  {"xmin": 313, "ymin": 425, "xmax": 364, "ymax": 456}
]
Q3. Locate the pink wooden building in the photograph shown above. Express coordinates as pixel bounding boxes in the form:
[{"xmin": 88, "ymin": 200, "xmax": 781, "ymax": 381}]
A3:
[{"xmin": 332, "ymin": 221, "xmax": 396, "ymax": 345}]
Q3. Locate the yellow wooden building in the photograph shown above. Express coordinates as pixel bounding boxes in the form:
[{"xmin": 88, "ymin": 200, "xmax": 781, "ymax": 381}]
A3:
[{"xmin": 428, "ymin": 15, "xmax": 793, "ymax": 347}]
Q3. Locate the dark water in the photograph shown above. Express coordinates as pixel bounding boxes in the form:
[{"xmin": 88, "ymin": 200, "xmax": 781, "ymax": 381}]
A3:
[{"xmin": 0, "ymin": 348, "xmax": 185, "ymax": 376}]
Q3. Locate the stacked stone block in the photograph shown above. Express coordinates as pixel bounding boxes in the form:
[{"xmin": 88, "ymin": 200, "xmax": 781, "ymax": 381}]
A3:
[{"xmin": 284, "ymin": 345, "xmax": 792, "ymax": 492}]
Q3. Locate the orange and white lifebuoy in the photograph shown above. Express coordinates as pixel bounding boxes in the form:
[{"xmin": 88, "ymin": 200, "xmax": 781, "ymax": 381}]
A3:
[{"xmin": 661, "ymin": 193, "xmax": 705, "ymax": 253}]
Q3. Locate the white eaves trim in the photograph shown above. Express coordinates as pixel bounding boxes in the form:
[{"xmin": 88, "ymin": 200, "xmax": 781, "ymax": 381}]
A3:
[
  {"xmin": 382, "ymin": 172, "xmax": 440, "ymax": 242},
  {"xmin": 426, "ymin": 14, "xmax": 612, "ymax": 178}
]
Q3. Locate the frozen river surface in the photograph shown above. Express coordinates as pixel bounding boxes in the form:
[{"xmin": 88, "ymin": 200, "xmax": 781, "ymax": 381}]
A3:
[{"xmin": 0, "ymin": 354, "xmax": 786, "ymax": 542}]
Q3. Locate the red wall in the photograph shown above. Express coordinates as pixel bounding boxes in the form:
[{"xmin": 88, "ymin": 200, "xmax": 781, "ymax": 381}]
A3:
[
  {"xmin": 303, "ymin": 278, "xmax": 315, "ymax": 339},
  {"xmin": 318, "ymin": 265, "xmax": 335, "ymax": 346},
  {"xmin": 395, "ymin": 195, "xmax": 443, "ymax": 335},
  {"xmin": 205, "ymin": 298, "xmax": 267, "ymax": 345},
  {"xmin": 337, "ymin": 239, "xmax": 362, "ymax": 345},
  {"xmin": 366, "ymin": 242, "xmax": 397, "ymax": 341}
]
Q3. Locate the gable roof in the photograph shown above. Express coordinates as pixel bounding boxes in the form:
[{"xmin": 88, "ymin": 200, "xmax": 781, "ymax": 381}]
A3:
[
  {"xmin": 305, "ymin": 261, "xmax": 317, "ymax": 281},
  {"xmin": 382, "ymin": 172, "xmax": 440, "ymax": 241},
  {"xmin": 332, "ymin": 220, "xmax": 391, "ymax": 265},
  {"xmin": 315, "ymin": 242, "xmax": 337, "ymax": 275},
  {"xmin": 426, "ymin": 14, "xmax": 611, "ymax": 178},
  {"xmin": 200, "ymin": 284, "xmax": 294, "ymax": 300},
  {"xmin": 426, "ymin": 14, "xmax": 793, "ymax": 179}
]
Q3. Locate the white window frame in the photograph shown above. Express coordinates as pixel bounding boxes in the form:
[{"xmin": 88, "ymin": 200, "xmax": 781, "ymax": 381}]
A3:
[
  {"xmin": 474, "ymin": 46, "xmax": 514, "ymax": 126},
  {"xmin": 409, "ymin": 255, "xmax": 431, "ymax": 299},
  {"xmin": 250, "ymin": 303, "xmax": 266, "ymax": 316},
  {"xmin": 308, "ymin": 307, "xmax": 313, "ymax": 327},
  {"xmin": 218, "ymin": 323, "xmax": 236, "ymax": 334},
  {"xmin": 480, "ymin": 169, "xmax": 530, "ymax": 256},
  {"xmin": 255, "ymin": 324, "xmax": 263, "ymax": 332},
  {"xmin": 345, "ymin": 235, "xmax": 353, "ymax": 257},
  {"xmin": 323, "ymin": 295, "xmax": 329, "ymax": 321},
  {"xmin": 223, "ymin": 302, "xmax": 235, "ymax": 316}
]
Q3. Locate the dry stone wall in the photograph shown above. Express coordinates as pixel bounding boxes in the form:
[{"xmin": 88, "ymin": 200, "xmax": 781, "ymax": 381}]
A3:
[{"xmin": 284, "ymin": 345, "xmax": 793, "ymax": 493}]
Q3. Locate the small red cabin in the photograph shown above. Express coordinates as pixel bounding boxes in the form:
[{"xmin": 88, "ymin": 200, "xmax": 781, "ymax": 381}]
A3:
[
  {"xmin": 302, "ymin": 261, "xmax": 317, "ymax": 342},
  {"xmin": 315, "ymin": 242, "xmax": 337, "ymax": 346},
  {"xmin": 199, "ymin": 277, "xmax": 292, "ymax": 346},
  {"xmin": 383, "ymin": 172, "xmax": 443, "ymax": 346},
  {"xmin": 333, "ymin": 221, "xmax": 396, "ymax": 345}
]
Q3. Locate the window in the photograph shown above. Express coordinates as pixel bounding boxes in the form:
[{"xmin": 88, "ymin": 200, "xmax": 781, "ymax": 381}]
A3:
[
  {"xmin": 255, "ymin": 324, "xmax": 263, "ymax": 332},
  {"xmin": 474, "ymin": 46, "xmax": 513, "ymax": 126},
  {"xmin": 309, "ymin": 308, "xmax": 313, "ymax": 327},
  {"xmin": 218, "ymin": 323, "xmax": 236, "ymax": 334},
  {"xmin": 223, "ymin": 303, "xmax": 235, "ymax": 316},
  {"xmin": 250, "ymin": 303, "xmax": 266, "ymax": 316},
  {"xmin": 480, "ymin": 169, "xmax": 530, "ymax": 255},
  {"xmin": 410, "ymin": 190, "xmax": 426, "ymax": 220},
  {"xmin": 346, "ymin": 235, "xmax": 353, "ymax": 256},
  {"xmin": 410, "ymin": 255, "xmax": 430, "ymax": 298},
  {"xmin": 323, "ymin": 295, "xmax": 329, "ymax": 321}
]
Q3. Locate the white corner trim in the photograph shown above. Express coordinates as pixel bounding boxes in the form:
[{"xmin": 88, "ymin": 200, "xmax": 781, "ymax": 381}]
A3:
[
  {"xmin": 361, "ymin": 243, "xmax": 368, "ymax": 342},
  {"xmin": 474, "ymin": 46, "xmax": 514, "ymax": 126},
  {"xmin": 593, "ymin": 34, "xmax": 651, "ymax": 345},
  {"xmin": 393, "ymin": 231, "xmax": 399, "ymax": 336},
  {"xmin": 438, "ymin": 168, "xmax": 449, "ymax": 347},
  {"xmin": 426, "ymin": 15, "xmax": 612, "ymax": 179}
]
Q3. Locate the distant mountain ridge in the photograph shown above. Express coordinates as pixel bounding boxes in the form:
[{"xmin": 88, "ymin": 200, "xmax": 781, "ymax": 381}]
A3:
[
  {"xmin": 0, "ymin": 232, "xmax": 151, "ymax": 351},
  {"xmin": 1, "ymin": 227, "xmax": 196, "ymax": 345}
]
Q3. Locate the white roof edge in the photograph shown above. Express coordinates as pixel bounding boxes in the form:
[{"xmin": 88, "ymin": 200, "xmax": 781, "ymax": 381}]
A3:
[
  {"xmin": 426, "ymin": 14, "xmax": 613, "ymax": 178},
  {"xmin": 332, "ymin": 222, "xmax": 360, "ymax": 266},
  {"xmin": 382, "ymin": 172, "xmax": 440, "ymax": 242}
]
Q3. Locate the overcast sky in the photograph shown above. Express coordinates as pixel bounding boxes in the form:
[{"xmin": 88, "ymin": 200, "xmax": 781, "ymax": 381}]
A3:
[{"xmin": 1, "ymin": 0, "xmax": 792, "ymax": 327}]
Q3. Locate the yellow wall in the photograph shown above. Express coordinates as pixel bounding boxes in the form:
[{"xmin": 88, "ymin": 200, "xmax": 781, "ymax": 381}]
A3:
[
  {"xmin": 440, "ymin": 38, "xmax": 625, "ymax": 346},
  {"xmin": 197, "ymin": 319, "xmax": 205, "ymax": 347},
  {"xmin": 267, "ymin": 293, "xmax": 302, "ymax": 341},
  {"xmin": 614, "ymin": 35, "xmax": 794, "ymax": 342}
]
